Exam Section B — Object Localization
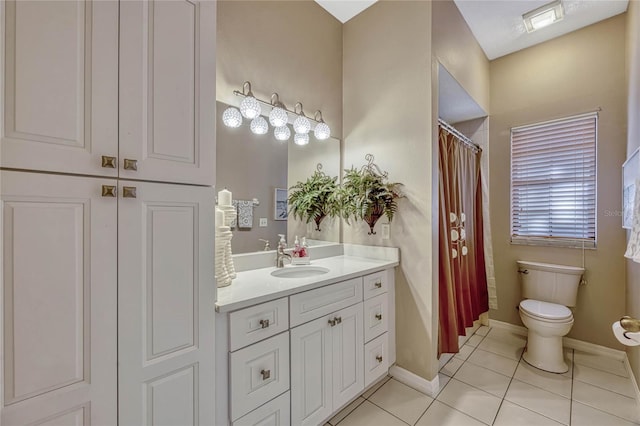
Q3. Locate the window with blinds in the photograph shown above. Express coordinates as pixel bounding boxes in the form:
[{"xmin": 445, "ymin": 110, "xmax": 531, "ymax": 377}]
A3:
[{"xmin": 510, "ymin": 113, "xmax": 597, "ymax": 248}]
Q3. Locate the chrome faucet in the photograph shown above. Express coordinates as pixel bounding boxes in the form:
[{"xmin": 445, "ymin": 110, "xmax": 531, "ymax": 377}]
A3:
[{"xmin": 276, "ymin": 234, "xmax": 292, "ymax": 268}]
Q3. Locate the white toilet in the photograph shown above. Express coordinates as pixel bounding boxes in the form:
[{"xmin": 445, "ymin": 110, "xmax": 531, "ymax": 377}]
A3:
[{"xmin": 517, "ymin": 260, "xmax": 584, "ymax": 373}]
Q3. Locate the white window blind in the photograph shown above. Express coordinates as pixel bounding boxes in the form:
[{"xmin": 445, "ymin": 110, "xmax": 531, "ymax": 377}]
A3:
[{"xmin": 510, "ymin": 113, "xmax": 597, "ymax": 248}]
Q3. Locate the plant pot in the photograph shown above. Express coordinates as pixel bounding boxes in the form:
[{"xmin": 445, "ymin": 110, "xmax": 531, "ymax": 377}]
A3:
[
  {"xmin": 364, "ymin": 212, "xmax": 383, "ymax": 235},
  {"xmin": 314, "ymin": 213, "xmax": 327, "ymax": 232}
]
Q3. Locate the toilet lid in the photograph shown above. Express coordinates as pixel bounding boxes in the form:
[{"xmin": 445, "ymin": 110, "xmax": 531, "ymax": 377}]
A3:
[{"xmin": 520, "ymin": 299, "xmax": 572, "ymax": 321}]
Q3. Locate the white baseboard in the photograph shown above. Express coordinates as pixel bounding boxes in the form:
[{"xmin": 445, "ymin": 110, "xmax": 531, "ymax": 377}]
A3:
[
  {"xmin": 389, "ymin": 365, "xmax": 440, "ymax": 398},
  {"xmin": 623, "ymin": 356, "xmax": 640, "ymax": 419},
  {"xmin": 488, "ymin": 319, "xmax": 527, "ymax": 336}
]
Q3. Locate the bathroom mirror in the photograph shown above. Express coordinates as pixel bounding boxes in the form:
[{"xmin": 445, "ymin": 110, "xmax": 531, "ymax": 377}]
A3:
[{"xmin": 216, "ymin": 101, "xmax": 341, "ymax": 254}]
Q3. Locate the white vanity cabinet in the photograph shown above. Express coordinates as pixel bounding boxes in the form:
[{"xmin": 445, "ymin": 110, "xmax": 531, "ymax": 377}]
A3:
[{"xmin": 217, "ymin": 266, "xmax": 396, "ymax": 426}]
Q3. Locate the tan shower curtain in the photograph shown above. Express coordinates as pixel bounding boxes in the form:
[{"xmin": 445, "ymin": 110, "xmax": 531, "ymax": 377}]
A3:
[{"xmin": 438, "ymin": 126, "xmax": 489, "ymax": 356}]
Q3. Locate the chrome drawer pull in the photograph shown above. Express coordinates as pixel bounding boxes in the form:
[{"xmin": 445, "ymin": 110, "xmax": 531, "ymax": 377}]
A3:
[
  {"xmin": 260, "ymin": 369, "xmax": 271, "ymax": 380},
  {"xmin": 259, "ymin": 319, "xmax": 270, "ymax": 329},
  {"xmin": 375, "ymin": 313, "xmax": 382, "ymax": 321},
  {"xmin": 376, "ymin": 355, "xmax": 383, "ymax": 363},
  {"xmin": 374, "ymin": 281, "xmax": 382, "ymax": 288}
]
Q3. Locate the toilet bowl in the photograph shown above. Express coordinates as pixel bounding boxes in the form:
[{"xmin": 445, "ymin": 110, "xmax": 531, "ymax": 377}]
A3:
[
  {"xmin": 517, "ymin": 261, "xmax": 584, "ymax": 374},
  {"xmin": 519, "ymin": 299, "xmax": 574, "ymax": 373}
]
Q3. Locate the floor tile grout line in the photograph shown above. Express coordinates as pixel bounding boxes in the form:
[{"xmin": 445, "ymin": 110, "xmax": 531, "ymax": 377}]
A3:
[
  {"xmin": 410, "ymin": 397, "xmax": 436, "ymax": 426},
  {"xmin": 364, "ymin": 398, "xmax": 415, "ymax": 426},
  {"xmin": 331, "ymin": 397, "xmax": 367, "ymax": 426},
  {"xmin": 489, "ymin": 334, "xmax": 526, "ymax": 426},
  {"xmin": 434, "ymin": 396, "xmax": 494, "ymax": 425},
  {"xmin": 571, "ymin": 376, "xmax": 638, "ymax": 399},
  {"xmin": 569, "ymin": 348, "xmax": 574, "ymax": 425}
]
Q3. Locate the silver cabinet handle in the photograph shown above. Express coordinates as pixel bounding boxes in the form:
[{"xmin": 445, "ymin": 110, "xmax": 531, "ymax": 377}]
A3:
[
  {"xmin": 102, "ymin": 185, "xmax": 116, "ymax": 197},
  {"xmin": 375, "ymin": 313, "xmax": 382, "ymax": 321},
  {"xmin": 260, "ymin": 369, "xmax": 271, "ymax": 380},
  {"xmin": 259, "ymin": 319, "xmax": 270, "ymax": 329},
  {"xmin": 329, "ymin": 318, "xmax": 337, "ymax": 327},
  {"xmin": 374, "ymin": 281, "xmax": 382, "ymax": 288},
  {"xmin": 123, "ymin": 158, "xmax": 138, "ymax": 171},
  {"xmin": 123, "ymin": 186, "xmax": 137, "ymax": 198},
  {"xmin": 102, "ymin": 155, "xmax": 117, "ymax": 168},
  {"xmin": 336, "ymin": 316, "xmax": 342, "ymax": 324},
  {"xmin": 376, "ymin": 355, "xmax": 383, "ymax": 363}
]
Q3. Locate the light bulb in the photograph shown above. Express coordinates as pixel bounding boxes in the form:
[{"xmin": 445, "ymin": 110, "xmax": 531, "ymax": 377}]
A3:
[
  {"xmin": 293, "ymin": 115, "xmax": 311, "ymax": 134},
  {"xmin": 240, "ymin": 96, "xmax": 261, "ymax": 119},
  {"xmin": 269, "ymin": 107, "xmax": 289, "ymax": 127},
  {"xmin": 250, "ymin": 116, "xmax": 269, "ymax": 135},
  {"xmin": 294, "ymin": 133, "xmax": 309, "ymax": 146},
  {"xmin": 274, "ymin": 126, "xmax": 291, "ymax": 141},
  {"xmin": 314, "ymin": 122, "xmax": 331, "ymax": 140},
  {"xmin": 222, "ymin": 107, "xmax": 242, "ymax": 128}
]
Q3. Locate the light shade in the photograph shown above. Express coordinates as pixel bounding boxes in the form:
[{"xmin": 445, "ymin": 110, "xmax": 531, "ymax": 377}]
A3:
[
  {"xmin": 294, "ymin": 132, "xmax": 309, "ymax": 146},
  {"xmin": 250, "ymin": 116, "xmax": 269, "ymax": 135},
  {"xmin": 240, "ymin": 96, "xmax": 261, "ymax": 119},
  {"xmin": 293, "ymin": 115, "xmax": 311, "ymax": 134},
  {"xmin": 222, "ymin": 107, "xmax": 242, "ymax": 128},
  {"xmin": 314, "ymin": 122, "xmax": 331, "ymax": 140},
  {"xmin": 523, "ymin": 0, "xmax": 563, "ymax": 33},
  {"xmin": 269, "ymin": 107, "xmax": 289, "ymax": 127},
  {"xmin": 274, "ymin": 126, "xmax": 291, "ymax": 141}
]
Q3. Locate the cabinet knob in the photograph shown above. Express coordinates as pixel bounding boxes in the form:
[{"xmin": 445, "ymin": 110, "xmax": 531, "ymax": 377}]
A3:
[
  {"xmin": 336, "ymin": 316, "xmax": 342, "ymax": 324},
  {"xmin": 374, "ymin": 281, "xmax": 382, "ymax": 288},
  {"xmin": 259, "ymin": 319, "xmax": 270, "ymax": 329},
  {"xmin": 123, "ymin": 158, "xmax": 138, "ymax": 171},
  {"xmin": 328, "ymin": 318, "xmax": 337, "ymax": 327},
  {"xmin": 260, "ymin": 369, "xmax": 271, "ymax": 380},
  {"xmin": 376, "ymin": 355, "xmax": 383, "ymax": 363},
  {"xmin": 101, "ymin": 155, "xmax": 117, "ymax": 168},
  {"xmin": 101, "ymin": 185, "xmax": 117, "ymax": 197},
  {"xmin": 375, "ymin": 313, "xmax": 383, "ymax": 321},
  {"xmin": 123, "ymin": 186, "xmax": 137, "ymax": 198}
]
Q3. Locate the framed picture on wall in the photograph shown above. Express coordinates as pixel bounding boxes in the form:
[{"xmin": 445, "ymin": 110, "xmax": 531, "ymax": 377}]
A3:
[
  {"xmin": 623, "ymin": 147, "xmax": 640, "ymax": 229},
  {"xmin": 274, "ymin": 188, "xmax": 288, "ymax": 221}
]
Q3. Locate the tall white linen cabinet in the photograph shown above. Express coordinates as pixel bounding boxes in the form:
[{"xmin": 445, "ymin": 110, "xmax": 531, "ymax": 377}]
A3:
[{"xmin": 0, "ymin": 1, "xmax": 217, "ymax": 425}]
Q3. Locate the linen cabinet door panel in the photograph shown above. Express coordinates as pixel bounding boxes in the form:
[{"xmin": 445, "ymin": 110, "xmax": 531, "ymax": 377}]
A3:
[
  {"xmin": 1, "ymin": 171, "xmax": 117, "ymax": 425},
  {"xmin": 119, "ymin": 0, "xmax": 216, "ymax": 185},
  {"xmin": 1, "ymin": 0, "xmax": 118, "ymax": 176},
  {"xmin": 331, "ymin": 303, "xmax": 364, "ymax": 409},
  {"xmin": 117, "ymin": 181, "xmax": 215, "ymax": 426},
  {"xmin": 290, "ymin": 316, "xmax": 333, "ymax": 426}
]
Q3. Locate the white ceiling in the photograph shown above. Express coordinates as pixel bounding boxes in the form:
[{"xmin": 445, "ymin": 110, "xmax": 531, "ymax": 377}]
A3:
[
  {"xmin": 315, "ymin": 0, "xmax": 378, "ymax": 23},
  {"xmin": 454, "ymin": 0, "xmax": 629, "ymax": 60},
  {"xmin": 315, "ymin": 1, "xmax": 628, "ymax": 60}
]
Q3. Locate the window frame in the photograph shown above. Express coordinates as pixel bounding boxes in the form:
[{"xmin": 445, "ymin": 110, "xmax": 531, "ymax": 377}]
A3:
[{"xmin": 509, "ymin": 112, "xmax": 598, "ymax": 249}]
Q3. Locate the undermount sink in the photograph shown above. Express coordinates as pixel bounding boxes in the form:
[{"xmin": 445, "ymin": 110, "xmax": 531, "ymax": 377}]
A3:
[{"xmin": 270, "ymin": 265, "xmax": 330, "ymax": 279}]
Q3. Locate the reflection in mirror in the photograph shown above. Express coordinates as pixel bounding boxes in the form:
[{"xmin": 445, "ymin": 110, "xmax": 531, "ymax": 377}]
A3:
[{"xmin": 216, "ymin": 101, "xmax": 341, "ymax": 254}]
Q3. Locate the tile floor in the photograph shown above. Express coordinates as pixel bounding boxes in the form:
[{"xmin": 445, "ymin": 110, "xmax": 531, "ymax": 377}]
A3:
[{"xmin": 325, "ymin": 326, "xmax": 640, "ymax": 426}]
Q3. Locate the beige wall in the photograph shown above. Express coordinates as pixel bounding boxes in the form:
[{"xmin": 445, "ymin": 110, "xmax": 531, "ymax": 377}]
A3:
[
  {"xmin": 626, "ymin": 0, "xmax": 640, "ymax": 384},
  {"xmin": 490, "ymin": 15, "xmax": 627, "ymax": 348},
  {"xmin": 344, "ymin": 1, "xmax": 437, "ymax": 379},
  {"xmin": 432, "ymin": 0, "xmax": 490, "ymax": 114}
]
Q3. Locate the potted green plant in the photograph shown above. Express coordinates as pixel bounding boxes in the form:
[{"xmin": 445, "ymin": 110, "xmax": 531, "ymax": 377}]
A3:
[
  {"xmin": 340, "ymin": 155, "xmax": 402, "ymax": 235},
  {"xmin": 288, "ymin": 165, "xmax": 340, "ymax": 232}
]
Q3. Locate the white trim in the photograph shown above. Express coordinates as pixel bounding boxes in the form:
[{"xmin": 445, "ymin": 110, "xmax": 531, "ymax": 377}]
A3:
[
  {"xmin": 389, "ymin": 365, "xmax": 440, "ymax": 398},
  {"xmin": 623, "ymin": 355, "xmax": 640, "ymax": 419},
  {"xmin": 488, "ymin": 319, "xmax": 527, "ymax": 336}
]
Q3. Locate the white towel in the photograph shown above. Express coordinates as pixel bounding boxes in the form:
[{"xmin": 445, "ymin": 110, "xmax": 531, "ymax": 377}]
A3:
[
  {"xmin": 236, "ymin": 200, "xmax": 253, "ymax": 229},
  {"xmin": 625, "ymin": 179, "xmax": 640, "ymax": 262}
]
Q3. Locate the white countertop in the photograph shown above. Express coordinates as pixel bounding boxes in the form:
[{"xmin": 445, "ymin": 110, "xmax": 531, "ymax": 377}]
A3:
[{"xmin": 215, "ymin": 254, "xmax": 399, "ymax": 313}]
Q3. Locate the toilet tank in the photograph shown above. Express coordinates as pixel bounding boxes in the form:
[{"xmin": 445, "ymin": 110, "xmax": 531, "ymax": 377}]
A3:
[{"xmin": 517, "ymin": 260, "xmax": 584, "ymax": 307}]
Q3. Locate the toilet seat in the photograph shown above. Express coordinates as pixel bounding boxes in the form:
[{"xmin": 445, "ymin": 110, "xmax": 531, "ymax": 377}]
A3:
[{"xmin": 519, "ymin": 299, "xmax": 572, "ymax": 323}]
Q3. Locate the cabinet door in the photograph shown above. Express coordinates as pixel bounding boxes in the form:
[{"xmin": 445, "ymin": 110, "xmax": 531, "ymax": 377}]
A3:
[
  {"xmin": 1, "ymin": 171, "xmax": 117, "ymax": 425},
  {"xmin": 331, "ymin": 303, "xmax": 364, "ymax": 409},
  {"xmin": 290, "ymin": 315, "xmax": 332, "ymax": 426},
  {"xmin": 1, "ymin": 0, "xmax": 118, "ymax": 177},
  {"xmin": 117, "ymin": 181, "xmax": 215, "ymax": 426},
  {"xmin": 119, "ymin": 0, "xmax": 216, "ymax": 185}
]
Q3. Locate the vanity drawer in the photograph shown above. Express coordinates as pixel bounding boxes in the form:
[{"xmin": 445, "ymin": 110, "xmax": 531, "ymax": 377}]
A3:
[
  {"xmin": 364, "ymin": 293, "xmax": 388, "ymax": 343},
  {"xmin": 232, "ymin": 391, "xmax": 290, "ymax": 426},
  {"xmin": 290, "ymin": 277, "xmax": 363, "ymax": 327},
  {"xmin": 363, "ymin": 270, "xmax": 388, "ymax": 300},
  {"xmin": 230, "ymin": 297, "xmax": 289, "ymax": 351},
  {"xmin": 230, "ymin": 332, "xmax": 290, "ymax": 421},
  {"xmin": 364, "ymin": 333, "xmax": 388, "ymax": 388}
]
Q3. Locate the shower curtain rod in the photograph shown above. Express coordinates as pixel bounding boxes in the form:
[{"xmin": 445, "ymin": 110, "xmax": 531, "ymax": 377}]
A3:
[{"xmin": 438, "ymin": 118, "xmax": 482, "ymax": 153}]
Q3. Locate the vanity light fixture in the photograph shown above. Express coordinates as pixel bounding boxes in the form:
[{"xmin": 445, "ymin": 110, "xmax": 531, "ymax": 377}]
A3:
[
  {"xmin": 293, "ymin": 103, "xmax": 311, "ymax": 134},
  {"xmin": 269, "ymin": 93, "xmax": 289, "ymax": 127},
  {"xmin": 228, "ymin": 81, "xmax": 333, "ymax": 143},
  {"xmin": 274, "ymin": 125, "xmax": 291, "ymax": 141},
  {"xmin": 313, "ymin": 111, "xmax": 331, "ymax": 140},
  {"xmin": 250, "ymin": 116, "xmax": 269, "ymax": 135},
  {"xmin": 222, "ymin": 106, "xmax": 242, "ymax": 128},
  {"xmin": 239, "ymin": 81, "xmax": 262, "ymax": 119},
  {"xmin": 523, "ymin": 0, "xmax": 564, "ymax": 33}
]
